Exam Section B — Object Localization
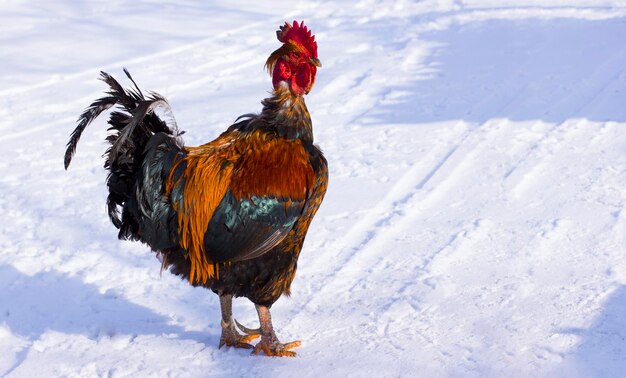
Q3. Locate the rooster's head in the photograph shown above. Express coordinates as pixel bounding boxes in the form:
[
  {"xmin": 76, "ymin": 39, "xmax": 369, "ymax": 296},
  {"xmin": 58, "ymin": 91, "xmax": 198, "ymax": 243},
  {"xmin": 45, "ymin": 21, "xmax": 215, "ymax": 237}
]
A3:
[{"xmin": 266, "ymin": 21, "xmax": 321, "ymax": 96}]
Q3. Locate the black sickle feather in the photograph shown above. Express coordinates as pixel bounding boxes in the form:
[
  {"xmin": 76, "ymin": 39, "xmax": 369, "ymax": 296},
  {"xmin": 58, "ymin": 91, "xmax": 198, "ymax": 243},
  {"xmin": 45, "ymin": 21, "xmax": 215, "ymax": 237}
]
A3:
[
  {"xmin": 64, "ymin": 95, "xmax": 116, "ymax": 169},
  {"xmin": 100, "ymin": 70, "xmax": 142, "ymax": 111},
  {"xmin": 124, "ymin": 67, "xmax": 144, "ymax": 99},
  {"xmin": 64, "ymin": 71, "xmax": 137, "ymax": 169}
]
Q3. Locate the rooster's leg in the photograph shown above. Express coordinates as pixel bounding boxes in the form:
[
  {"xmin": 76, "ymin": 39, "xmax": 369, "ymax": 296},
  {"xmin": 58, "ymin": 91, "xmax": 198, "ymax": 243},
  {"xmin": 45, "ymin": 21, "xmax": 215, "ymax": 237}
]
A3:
[
  {"xmin": 218, "ymin": 294, "xmax": 260, "ymax": 349},
  {"xmin": 251, "ymin": 304, "xmax": 300, "ymax": 357}
]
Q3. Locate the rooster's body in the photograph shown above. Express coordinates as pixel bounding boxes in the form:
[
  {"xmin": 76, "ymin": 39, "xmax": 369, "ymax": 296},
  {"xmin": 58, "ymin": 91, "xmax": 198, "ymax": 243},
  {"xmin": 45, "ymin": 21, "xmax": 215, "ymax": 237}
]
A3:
[{"xmin": 64, "ymin": 21, "xmax": 326, "ymax": 356}]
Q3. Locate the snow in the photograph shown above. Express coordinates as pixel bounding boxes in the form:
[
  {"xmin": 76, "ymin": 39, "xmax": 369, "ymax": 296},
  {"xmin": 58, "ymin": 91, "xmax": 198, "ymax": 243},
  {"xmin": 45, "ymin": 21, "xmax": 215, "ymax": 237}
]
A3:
[{"xmin": 1, "ymin": 0, "xmax": 625, "ymax": 376}]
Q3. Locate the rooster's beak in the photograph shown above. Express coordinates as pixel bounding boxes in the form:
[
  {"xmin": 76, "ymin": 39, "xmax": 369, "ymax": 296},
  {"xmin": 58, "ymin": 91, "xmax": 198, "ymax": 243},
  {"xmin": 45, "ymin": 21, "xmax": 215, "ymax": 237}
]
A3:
[{"xmin": 309, "ymin": 57, "xmax": 322, "ymax": 67}]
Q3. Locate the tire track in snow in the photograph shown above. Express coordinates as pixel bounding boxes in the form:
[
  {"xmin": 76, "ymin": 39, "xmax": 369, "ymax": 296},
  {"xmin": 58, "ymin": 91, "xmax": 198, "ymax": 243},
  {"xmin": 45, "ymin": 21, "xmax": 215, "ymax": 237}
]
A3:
[
  {"xmin": 320, "ymin": 120, "xmax": 506, "ymax": 290},
  {"xmin": 504, "ymin": 119, "xmax": 584, "ymax": 199},
  {"xmin": 335, "ymin": 124, "xmax": 469, "ymax": 250}
]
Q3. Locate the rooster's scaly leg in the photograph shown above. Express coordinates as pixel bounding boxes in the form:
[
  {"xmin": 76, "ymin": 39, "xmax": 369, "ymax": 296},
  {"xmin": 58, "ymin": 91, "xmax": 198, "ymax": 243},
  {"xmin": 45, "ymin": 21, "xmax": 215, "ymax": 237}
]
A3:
[
  {"xmin": 218, "ymin": 294, "xmax": 259, "ymax": 349},
  {"xmin": 251, "ymin": 304, "xmax": 300, "ymax": 357}
]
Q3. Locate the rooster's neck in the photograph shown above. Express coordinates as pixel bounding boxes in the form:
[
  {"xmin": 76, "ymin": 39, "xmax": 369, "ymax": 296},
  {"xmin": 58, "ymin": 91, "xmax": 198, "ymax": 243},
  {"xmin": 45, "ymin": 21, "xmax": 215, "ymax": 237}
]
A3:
[{"xmin": 259, "ymin": 84, "xmax": 313, "ymax": 142}]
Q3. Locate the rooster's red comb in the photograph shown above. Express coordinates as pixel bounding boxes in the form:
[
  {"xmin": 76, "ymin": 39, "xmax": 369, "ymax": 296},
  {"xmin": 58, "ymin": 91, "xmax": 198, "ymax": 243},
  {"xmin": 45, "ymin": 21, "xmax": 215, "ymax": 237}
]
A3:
[{"xmin": 277, "ymin": 20, "xmax": 318, "ymax": 58}]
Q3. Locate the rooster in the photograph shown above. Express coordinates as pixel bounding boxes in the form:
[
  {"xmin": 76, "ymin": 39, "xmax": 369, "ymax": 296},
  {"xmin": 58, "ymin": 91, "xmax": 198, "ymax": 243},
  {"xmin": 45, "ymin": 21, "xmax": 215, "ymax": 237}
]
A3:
[{"xmin": 64, "ymin": 21, "xmax": 327, "ymax": 357}]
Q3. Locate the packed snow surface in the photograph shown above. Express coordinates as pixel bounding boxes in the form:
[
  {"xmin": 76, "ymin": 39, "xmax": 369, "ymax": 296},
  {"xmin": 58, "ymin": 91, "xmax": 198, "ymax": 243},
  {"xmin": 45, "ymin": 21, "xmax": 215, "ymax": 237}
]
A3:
[{"xmin": 1, "ymin": 1, "xmax": 625, "ymax": 376}]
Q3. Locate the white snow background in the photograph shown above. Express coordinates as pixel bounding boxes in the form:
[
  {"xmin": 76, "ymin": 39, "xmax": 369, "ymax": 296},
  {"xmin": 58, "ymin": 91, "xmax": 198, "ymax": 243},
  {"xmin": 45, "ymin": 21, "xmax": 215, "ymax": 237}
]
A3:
[{"xmin": 1, "ymin": 0, "xmax": 625, "ymax": 376}]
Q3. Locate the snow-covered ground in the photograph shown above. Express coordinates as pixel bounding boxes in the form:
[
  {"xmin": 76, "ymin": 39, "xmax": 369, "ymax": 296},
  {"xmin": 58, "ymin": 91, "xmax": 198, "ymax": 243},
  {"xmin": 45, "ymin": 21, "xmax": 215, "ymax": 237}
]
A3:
[{"xmin": 1, "ymin": 0, "xmax": 625, "ymax": 376}]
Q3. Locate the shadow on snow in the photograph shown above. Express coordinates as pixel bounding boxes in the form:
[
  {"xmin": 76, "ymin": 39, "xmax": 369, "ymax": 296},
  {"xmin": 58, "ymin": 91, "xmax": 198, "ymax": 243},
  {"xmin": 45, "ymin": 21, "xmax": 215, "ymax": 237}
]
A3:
[
  {"xmin": 0, "ymin": 264, "xmax": 209, "ymax": 344},
  {"xmin": 559, "ymin": 285, "xmax": 626, "ymax": 376},
  {"xmin": 365, "ymin": 17, "xmax": 626, "ymax": 124}
]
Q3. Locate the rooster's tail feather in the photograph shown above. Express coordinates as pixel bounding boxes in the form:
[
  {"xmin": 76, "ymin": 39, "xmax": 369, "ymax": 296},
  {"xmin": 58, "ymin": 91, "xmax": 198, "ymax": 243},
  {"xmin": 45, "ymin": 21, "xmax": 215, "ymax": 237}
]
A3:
[{"xmin": 64, "ymin": 69, "xmax": 181, "ymax": 231}]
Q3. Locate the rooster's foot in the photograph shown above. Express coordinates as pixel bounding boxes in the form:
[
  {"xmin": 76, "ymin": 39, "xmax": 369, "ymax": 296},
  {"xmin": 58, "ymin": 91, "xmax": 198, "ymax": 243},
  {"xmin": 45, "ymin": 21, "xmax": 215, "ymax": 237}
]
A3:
[
  {"xmin": 219, "ymin": 320, "xmax": 260, "ymax": 349},
  {"xmin": 250, "ymin": 304, "xmax": 300, "ymax": 356},
  {"xmin": 252, "ymin": 336, "xmax": 301, "ymax": 357}
]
